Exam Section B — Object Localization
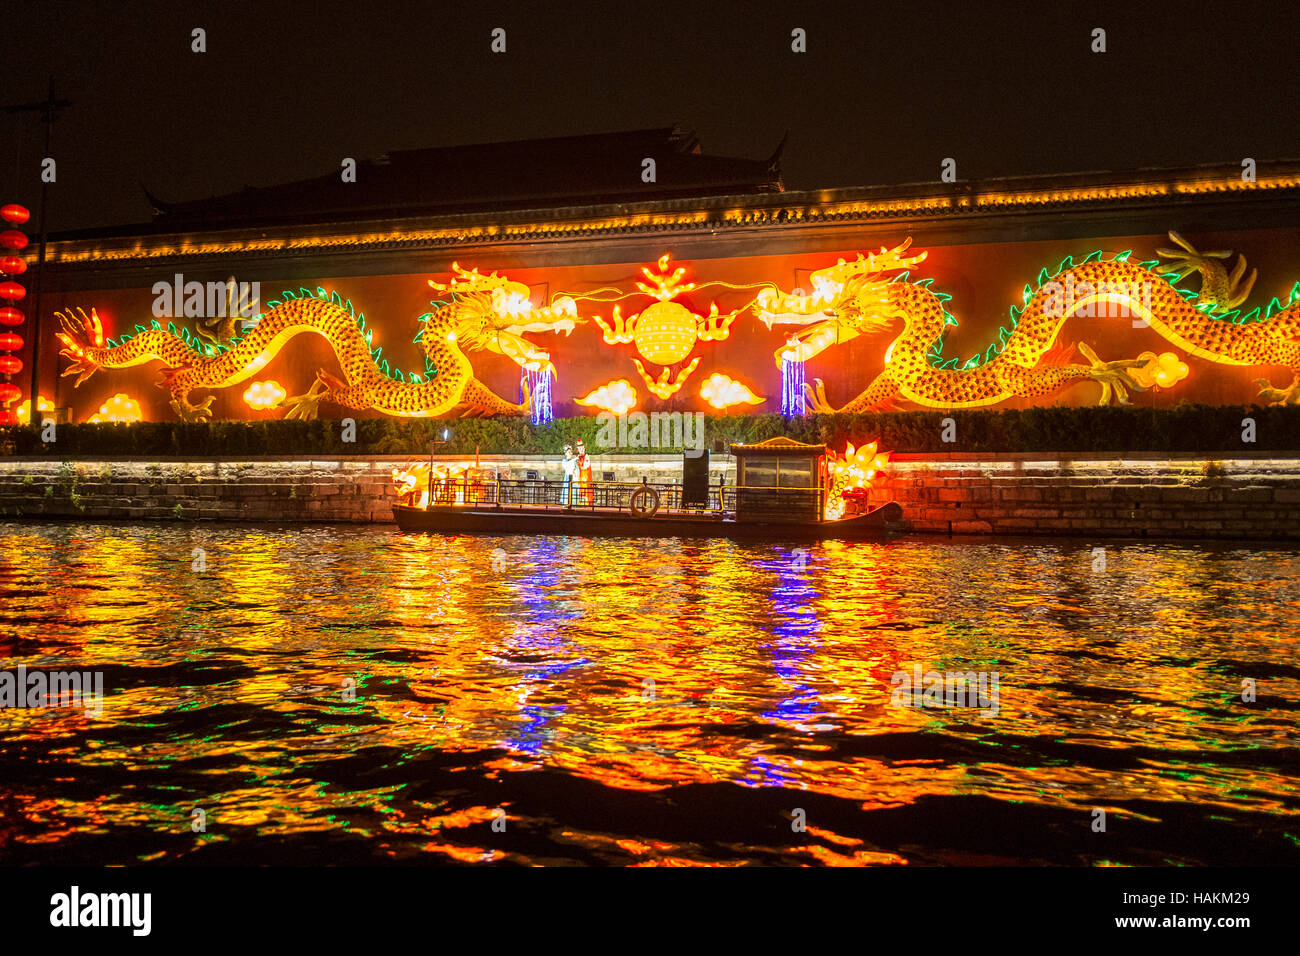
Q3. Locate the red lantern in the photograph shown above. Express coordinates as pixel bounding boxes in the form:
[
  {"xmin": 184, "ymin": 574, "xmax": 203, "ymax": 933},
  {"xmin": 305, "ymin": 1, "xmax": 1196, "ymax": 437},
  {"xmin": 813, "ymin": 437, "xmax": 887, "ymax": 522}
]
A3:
[
  {"xmin": 0, "ymin": 204, "xmax": 30, "ymax": 225},
  {"xmin": 0, "ymin": 382, "xmax": 20, "ymax": 404},
  {"xmin": 0, "ymin": 307, "xmax": 22, "ymax": 326},
  {"xmin": 0, "ymin": 230, "xmax": 27, "ymax": 250},
  {"xmin": 0, "ymin": 281, "xmax": 24, "ymax": 301},
  {"xmin": 0, "ymin": 332, "xmax": 22, "ymax": 351},
  {"xmin": 0, "ymin": 256, "xmax": 25, "ymax": 275},
  {"xmin": 0, "ymin": 355, "xmax": 22, "ymax": 375}
]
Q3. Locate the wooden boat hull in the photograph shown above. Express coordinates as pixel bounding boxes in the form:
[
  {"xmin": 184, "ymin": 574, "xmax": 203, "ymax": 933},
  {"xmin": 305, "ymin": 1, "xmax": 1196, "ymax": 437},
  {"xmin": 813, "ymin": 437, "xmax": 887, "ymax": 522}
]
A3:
[{"xmin": 392, "ymin": 501, "xmax": 905, "ymax": 540}]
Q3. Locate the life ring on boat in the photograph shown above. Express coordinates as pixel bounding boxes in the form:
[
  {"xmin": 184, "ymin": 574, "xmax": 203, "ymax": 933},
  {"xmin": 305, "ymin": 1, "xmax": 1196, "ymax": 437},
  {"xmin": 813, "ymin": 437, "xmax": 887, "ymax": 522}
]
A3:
[{"xmin": 628, "ymin": 486, "xmax": 660, "ymax": 518}]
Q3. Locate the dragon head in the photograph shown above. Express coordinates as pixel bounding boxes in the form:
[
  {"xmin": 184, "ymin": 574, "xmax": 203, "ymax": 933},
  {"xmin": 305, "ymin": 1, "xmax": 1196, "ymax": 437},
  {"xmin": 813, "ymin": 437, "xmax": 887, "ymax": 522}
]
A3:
[
  {"xmin": 425, "ymin": 265, "xmax": 581, "ymax": 378},
  {"xmin": 755, "ymin": 239, "xmax": 929, "ymax": 333},
  {"xmin": 55, "ymin": 307, "xmax": 107, "ymax": 387}
]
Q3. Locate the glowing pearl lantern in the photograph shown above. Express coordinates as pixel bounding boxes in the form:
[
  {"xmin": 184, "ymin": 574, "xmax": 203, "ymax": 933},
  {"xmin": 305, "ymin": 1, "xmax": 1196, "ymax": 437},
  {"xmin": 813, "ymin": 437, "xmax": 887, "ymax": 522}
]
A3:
[
  {"xmin": 0, "ymin": 231, "xmax": 27, "ymax": 251},
  {"xmin": 0, "ymin": 257, "xmax": 25, "ymax": 275},
  {"xmin": 591, "ymin": 254, "xmax": 740, "ymax": 402},
  {"xmin": 632, "ymin": 301, "xmax": 698, "ymax": 365}
]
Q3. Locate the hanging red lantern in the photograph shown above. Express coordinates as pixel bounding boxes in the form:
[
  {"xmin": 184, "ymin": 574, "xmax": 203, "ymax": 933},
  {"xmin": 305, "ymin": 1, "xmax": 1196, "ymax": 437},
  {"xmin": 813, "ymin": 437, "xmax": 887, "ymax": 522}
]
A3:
[
  {"xmin": 0, "ymin": 230, "xmax": 27, "ymax": 250},
  {"xmin": 0, "ymin": 204, "xmax": 30, "ymax": 225},
  {"xmin": 0, "ymin": 355, "xmax": 23, "ymax": 375},
  {"xmin": 0, "ymin": 332, "xmax": 22, "ymax": 351},
  {"xmin": 0, "ymin": 382, "xmax": 21, "ymax": 404},
  {"xmin": 0, "ymin": 306, "xmax": 22, "ymax": 325},
  {"xmin": 0, "ymin": 281, "xmax": 25, "ymax": 300},
  {"xmin": 0, "ymin": 256, "xmax": 25, "ymax": 275}
]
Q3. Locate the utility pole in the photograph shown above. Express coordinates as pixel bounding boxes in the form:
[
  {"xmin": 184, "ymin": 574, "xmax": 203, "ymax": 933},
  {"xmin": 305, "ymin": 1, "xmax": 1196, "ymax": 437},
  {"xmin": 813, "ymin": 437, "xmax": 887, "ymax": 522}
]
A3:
[{"xmin": 4, "ymin": 78, "xmax": 70, "ymax": 426}]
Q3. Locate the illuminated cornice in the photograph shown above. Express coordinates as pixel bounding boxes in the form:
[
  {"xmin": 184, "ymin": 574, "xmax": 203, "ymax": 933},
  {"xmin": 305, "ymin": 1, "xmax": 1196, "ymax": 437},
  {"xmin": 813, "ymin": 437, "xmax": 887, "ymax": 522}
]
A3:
[{"xmin": 45, "ymin": 162, "xmax": 1300, "ymax": 266}]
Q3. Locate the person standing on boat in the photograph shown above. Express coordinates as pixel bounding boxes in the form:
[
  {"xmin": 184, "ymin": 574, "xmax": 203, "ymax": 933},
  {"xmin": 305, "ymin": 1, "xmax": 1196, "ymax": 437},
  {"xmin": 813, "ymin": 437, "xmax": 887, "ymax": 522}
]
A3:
[
  {"xmin": 575, "ymin": 438, "xmax": 593, "ymax": 505},
  {"xmin": 561, "ymin": 443, "xmax": 579, "ymax": 508}
]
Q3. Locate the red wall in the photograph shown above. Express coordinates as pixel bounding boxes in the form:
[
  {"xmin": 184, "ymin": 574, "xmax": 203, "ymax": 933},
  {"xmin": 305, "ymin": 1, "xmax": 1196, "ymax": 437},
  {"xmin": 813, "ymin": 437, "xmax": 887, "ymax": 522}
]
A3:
[{"xmin": 36, "ymin": 225, "xmax": 1300, "ymax": 422}]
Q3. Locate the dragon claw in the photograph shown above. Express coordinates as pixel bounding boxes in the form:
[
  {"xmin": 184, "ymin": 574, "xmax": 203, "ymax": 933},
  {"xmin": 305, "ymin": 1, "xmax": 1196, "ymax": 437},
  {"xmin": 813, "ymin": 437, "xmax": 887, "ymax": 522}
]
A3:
[
  {"xmin": 195, "ymin": 316, "xmax": 240, "ymax": 347},
  {"xmin": 1079, "ymin": 343, "xmax": 1146, "ymax": 406},
  {"xmin": 1254, "ymin": 374, "xmax": 1300, "ymax": 406},
  {"xmin": 803, "ymin": 378, "xmax": 836, "ymax": 414},
  {"xmin": 1156, "ymin": 230, "xmax": 1256, "ymax": 314},
  {"xmin": 280, "ymin": 374, "xmax": 332, "ymax": 421},
  {"xmin": 170, "ymin": 395, "xmax": 215, "ymax": 422}
]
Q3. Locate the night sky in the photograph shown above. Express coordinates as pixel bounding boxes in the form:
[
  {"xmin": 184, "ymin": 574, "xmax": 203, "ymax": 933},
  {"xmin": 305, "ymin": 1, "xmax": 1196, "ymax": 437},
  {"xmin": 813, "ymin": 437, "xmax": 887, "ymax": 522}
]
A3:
[{"xmin": 4, "ymin": 0, "xmax": 1299, "ymax": 233}]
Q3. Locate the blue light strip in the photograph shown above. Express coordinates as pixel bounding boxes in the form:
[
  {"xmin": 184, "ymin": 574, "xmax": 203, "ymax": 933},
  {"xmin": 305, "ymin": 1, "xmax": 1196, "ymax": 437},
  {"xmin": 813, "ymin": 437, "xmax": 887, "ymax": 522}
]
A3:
[
  {"xmin": 781, "ymin": 356, "xmax": 806, "ymax": 417},
  {"xmin": 524, "ymin": 368, "xmax": 554, "ymax": 426}
]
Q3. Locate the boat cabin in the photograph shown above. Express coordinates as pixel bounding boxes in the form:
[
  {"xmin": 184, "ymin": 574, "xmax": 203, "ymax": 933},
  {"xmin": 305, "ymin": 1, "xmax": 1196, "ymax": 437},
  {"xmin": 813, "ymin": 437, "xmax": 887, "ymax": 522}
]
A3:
[{"xmin": 729, "ymin": 437, "xmax": 827, "ymax": 523}]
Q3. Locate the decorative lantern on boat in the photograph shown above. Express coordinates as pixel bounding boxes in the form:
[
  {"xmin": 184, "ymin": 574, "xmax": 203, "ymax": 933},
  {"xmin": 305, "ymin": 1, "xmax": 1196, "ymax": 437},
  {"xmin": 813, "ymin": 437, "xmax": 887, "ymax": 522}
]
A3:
[{"xmin": 824, "ymin": 441, "xmax": 892, "ymax": 520}]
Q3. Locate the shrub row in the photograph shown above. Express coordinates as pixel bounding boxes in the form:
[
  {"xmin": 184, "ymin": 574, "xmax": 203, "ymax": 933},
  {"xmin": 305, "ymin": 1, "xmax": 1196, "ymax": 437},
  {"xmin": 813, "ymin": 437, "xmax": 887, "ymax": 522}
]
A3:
[{"xmin": 0, "ymin": 404, "xmax": 1296, "ymax": 458}]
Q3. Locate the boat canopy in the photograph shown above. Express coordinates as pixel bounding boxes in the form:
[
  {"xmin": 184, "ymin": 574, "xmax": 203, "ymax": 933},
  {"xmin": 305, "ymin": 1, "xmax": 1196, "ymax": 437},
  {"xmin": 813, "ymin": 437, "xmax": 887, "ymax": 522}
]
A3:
[{"xmin": 729, "ymin": 436, "xmax": 827, "ymax": 457}]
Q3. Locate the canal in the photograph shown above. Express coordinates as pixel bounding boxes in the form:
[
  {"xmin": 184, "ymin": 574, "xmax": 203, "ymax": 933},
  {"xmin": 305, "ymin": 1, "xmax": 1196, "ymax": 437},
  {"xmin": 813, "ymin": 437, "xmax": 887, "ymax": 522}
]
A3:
[{"xmin": 1, "ymin": 522, "xmax": 1297, "ymax": 866}]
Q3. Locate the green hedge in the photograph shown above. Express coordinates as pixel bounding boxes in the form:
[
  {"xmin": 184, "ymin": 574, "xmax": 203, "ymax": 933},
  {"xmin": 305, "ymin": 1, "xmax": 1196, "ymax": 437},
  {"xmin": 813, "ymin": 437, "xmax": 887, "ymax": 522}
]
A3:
[{"xmin": 0, "ymin": 405, "xmax": 1296, "ymax": 457}]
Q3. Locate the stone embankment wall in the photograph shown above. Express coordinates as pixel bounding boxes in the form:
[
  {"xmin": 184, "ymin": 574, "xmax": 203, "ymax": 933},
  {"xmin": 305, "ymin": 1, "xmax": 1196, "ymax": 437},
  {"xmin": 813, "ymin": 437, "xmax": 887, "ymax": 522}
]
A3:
[
  {"xmin": 0, "ymin": 455, "xmax": 708, "ymax": 524},
  {"xmin": 0, "ymin": 452, "xmax": 1296, "ymax": 539},
  {"xmin": 863, "ymin": 453, "xmax": 1300, "ymax": 540}
]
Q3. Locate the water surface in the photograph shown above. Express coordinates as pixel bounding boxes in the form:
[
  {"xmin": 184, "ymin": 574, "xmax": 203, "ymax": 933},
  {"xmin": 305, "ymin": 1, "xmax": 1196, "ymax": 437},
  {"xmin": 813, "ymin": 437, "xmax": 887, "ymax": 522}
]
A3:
[{"xmin": 1, "ymin": 522, "xmax": 1297, "ymax": 866}]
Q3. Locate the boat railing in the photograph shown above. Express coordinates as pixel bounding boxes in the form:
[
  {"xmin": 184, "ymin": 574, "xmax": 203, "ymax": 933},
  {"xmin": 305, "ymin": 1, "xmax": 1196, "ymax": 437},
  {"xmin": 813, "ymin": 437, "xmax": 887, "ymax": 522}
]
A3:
[{"xmin": 414, "ymin": 477, "xmax": 825, "ymax": 519}]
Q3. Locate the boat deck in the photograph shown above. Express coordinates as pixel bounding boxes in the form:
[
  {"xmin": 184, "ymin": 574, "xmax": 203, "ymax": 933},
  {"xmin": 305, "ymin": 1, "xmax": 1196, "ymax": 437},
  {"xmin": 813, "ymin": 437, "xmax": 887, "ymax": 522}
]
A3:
[{"xmin": 392, "ymin": 500, "xmax": 904, "ymax": 539}]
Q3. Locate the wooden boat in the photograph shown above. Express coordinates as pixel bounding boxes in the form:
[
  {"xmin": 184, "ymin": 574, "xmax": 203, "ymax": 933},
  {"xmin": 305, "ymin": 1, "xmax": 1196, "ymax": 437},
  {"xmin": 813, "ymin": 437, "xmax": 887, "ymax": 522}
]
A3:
[
  {"xmin": 392, "ymin": 499, "xmax": 903, "ymax": 539},
  {"xmin": 392, "ymin": 437, "xmax": 907, "ymax": 540}
]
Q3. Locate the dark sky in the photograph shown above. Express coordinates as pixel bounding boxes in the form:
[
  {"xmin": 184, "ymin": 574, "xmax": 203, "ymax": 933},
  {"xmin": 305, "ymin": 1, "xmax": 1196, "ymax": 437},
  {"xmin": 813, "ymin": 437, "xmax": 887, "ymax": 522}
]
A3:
[{"xmin": 5, "ymin": 0, "xmax": 1299, "ymax": 232}]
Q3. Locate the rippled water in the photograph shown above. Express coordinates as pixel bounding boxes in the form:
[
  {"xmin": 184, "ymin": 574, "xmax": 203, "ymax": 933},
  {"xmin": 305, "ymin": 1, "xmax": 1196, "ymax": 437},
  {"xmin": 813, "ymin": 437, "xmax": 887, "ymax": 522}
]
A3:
[{"xmin": 1, "ymin": 521, "xmax": 1297, "ymax": 866}]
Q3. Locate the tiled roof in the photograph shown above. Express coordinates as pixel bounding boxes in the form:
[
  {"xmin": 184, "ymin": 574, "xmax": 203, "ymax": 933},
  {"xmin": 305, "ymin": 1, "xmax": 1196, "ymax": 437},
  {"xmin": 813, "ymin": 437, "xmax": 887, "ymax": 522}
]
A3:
[
  {"xmin": 45, "ymin": 156, "xmax": 1300, "ymax": 267},
  {"xmin": 142, "ymin": 126, "xmax": 785, "ymax": 229}
]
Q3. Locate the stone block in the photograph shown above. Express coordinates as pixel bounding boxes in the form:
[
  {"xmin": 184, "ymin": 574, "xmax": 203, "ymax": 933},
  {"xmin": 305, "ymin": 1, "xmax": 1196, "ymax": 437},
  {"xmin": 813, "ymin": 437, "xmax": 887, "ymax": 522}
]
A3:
[
  {"xmin": 992, "ymin": 518, "xmax": 1038, "ymax": 529},
  {"xmin": 1161, "ymin": 487, "xmax": 1211, "ymax": 503},
  {"xmin": 1007, "ymin": 507, "xmax": 1060, "ymax": 518}
]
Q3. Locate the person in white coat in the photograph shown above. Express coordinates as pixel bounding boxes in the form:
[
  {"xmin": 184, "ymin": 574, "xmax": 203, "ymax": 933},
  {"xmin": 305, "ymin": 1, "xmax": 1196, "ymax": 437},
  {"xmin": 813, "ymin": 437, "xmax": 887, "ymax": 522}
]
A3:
[{"xmin": 561, "ymin": 444, "xmax": 579, "ymax": 507}]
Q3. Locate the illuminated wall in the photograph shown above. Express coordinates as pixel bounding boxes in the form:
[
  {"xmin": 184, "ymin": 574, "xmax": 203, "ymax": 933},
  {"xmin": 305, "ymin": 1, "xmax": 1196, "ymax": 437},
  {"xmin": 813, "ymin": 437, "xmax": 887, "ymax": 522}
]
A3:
[{"xmin": 37, "ymin": 224, "xmax": 1300, "ymax": 423}]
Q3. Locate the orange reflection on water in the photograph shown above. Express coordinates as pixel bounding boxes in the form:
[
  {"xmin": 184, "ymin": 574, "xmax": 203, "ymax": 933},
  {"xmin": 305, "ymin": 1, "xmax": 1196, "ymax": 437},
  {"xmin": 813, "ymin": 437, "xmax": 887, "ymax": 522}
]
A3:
[{"xmin": 0, "ymin": 522, "xmax": 1297, "ymax": 866}]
